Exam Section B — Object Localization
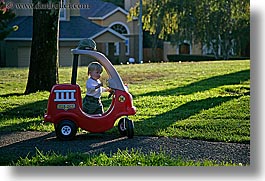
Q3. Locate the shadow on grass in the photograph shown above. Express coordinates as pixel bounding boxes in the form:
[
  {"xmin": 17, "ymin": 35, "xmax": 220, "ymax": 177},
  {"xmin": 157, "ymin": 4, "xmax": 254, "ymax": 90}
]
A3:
[
  {"xmin": 138, "ymin": 69, "xmax": 250, "ymax": 97},
  {"xmin": 0, "ymin": 100, "xmax": 47, "ymax": 132},
  {"xmin": 0, "ymin": 97, "xmax": 113, "ymax": 132},
  {"xmin": 0, "ymin": 100, "xmax": 47, "ymax": 118},
  {"xmin": 134, "ymin": 95, "xmax": 241, "ymax": 136},
  {"xmin": 0, "ymin": 93, "xmax": 25, "ymax": 98},
  {"xmin": 0, "ymin": 131, "xmax": 124, "ymax": 165}
]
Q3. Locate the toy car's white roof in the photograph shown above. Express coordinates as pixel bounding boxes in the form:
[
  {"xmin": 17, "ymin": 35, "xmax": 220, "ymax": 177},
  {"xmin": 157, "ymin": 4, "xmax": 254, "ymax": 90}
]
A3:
[{"xmin": 71, "ymin": 49, "xmax": 127, "ymax": 92}]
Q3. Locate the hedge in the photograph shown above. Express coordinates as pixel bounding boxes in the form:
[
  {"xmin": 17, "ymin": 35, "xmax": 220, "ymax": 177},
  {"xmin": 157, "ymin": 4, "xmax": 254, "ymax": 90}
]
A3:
[{"xmin": 167, "ymin": 54, "xmax": 250, "ymax": 62}]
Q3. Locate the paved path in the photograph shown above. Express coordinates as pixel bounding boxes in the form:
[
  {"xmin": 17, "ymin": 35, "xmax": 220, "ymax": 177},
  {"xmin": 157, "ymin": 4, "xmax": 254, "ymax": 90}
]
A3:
[{"xmin": 0, "ymin": 131, "xmax": 250, "ymax": 165}]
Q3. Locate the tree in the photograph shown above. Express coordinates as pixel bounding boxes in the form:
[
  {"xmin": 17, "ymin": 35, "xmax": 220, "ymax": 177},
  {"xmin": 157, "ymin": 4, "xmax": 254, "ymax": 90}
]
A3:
[
  {"xmin": 128, "ymin": 0, "xmax": 250, "ymax": 59},
  {"xmin": 25, "ymin": 0, "xmax": 60, "ymax": 94},
  {"xmin": 194, "ymin": 0, "xmax": 250, "ymax": 59},
  {"xmin": 128, "ymin": 0, "xmax": 197, "ymax": 60},
  {"xmin": 0, "ymin": 0, "xmax": 17, "ymax": 40},
  {"xmin": 128, "ymin": 0, "xmax": 164, "ymax": 61}
]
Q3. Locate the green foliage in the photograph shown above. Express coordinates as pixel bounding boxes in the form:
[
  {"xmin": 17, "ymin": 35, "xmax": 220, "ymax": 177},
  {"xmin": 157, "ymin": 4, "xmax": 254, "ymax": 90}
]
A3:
[
  {"xmin": 0, "ymin": 0, "xmax": 17, "ymax": 40},
  {"xmin": 167, "ymin": 55, "xmax": 250, "ymax": 62},
  {"xmin": 128, "ymin": 0, "xmax": 250, "ymax": 58},
  {"xmin": 13, "ymin": 148, "xmax": 240, "ymax": 166},
  {"xmin": 194, "ymin": 0, "xmax": 250, "ymax": 58}
]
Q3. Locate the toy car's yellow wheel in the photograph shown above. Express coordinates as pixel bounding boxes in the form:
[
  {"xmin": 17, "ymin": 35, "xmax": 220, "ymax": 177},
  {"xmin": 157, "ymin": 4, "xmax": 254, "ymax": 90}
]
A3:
[{"xmin": 55, "ymin": 120, "xmax": 77, "ymax": 141}]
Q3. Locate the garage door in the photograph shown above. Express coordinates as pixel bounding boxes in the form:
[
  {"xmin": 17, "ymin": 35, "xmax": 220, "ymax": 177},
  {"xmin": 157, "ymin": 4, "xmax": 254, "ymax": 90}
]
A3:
[
  {"xmin": 18, "ymin": 47, "xmax": 31, "ymax": 67},
  {"xmin": 59, "ymin": 47, "xmax": 73, "ymax": 66},
  {"xmin": 18, "ymin": 47, "xmax": 76, "ymax": 67}
]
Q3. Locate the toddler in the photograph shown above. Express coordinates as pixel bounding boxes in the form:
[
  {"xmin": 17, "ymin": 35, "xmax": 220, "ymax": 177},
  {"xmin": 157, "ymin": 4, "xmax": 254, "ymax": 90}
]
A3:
[{"xmin": 82, "ymin": 62, "xmax": 110, "ymax": 114}]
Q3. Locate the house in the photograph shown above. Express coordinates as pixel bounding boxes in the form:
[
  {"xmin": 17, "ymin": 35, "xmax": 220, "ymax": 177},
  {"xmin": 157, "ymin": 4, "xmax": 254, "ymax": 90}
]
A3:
[{"xmin": 0, "ymin": 0, "xmax": 140, "ymax": 67}]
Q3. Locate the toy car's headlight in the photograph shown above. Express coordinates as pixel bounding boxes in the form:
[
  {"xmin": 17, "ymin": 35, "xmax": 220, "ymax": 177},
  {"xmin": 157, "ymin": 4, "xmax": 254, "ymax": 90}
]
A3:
[{"xmin": 119, "ymin": 95, "xmax": 126, "ymax": 102}]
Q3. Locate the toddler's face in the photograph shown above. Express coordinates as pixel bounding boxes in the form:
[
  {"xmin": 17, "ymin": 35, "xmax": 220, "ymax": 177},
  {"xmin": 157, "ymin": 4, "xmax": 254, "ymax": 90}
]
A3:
[{"xmin": 89, "ymin": 70, "xmax": 102, "ymax": 80}]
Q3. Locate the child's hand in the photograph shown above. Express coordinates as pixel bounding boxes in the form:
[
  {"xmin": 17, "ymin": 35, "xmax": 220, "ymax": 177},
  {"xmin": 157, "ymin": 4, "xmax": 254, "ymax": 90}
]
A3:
[{"xmin": 107, "ymin": 88, "xmax": 112, "ymax": 92}]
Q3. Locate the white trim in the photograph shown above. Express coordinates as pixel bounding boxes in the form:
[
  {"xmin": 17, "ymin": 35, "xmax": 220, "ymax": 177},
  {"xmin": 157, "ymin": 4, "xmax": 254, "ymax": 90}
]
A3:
[
  {"xmin": 107, "ymin": 28, "xmax": 127, "ymax": 40},
  {"xmin": 114, "ymin": 42, "xmax": 119, "ymax": 56},
  {"xmin": 4, "ymin": 38, "xmax": 32, "ymax": 41},
  {"xmin": 90, "ymin": 28, "xmax": 127, "ymax": 41},
  {"xmin": 54, "ymin": 90, "xmax": 76, "ymax": 102},
  {"xmin": 105, "ymin": 43, "xmax": 109, "ymax": 56},
  {"xmin": 59, "ymin": 38, "xmax": 84, "ymax": 41},
  {"xmin": 88, "ymin": 7, "xmax": 128, "ymax": 20},
  {"xmin": 109, "ymin": 21, "xmax": 130, "ymax": 35}
]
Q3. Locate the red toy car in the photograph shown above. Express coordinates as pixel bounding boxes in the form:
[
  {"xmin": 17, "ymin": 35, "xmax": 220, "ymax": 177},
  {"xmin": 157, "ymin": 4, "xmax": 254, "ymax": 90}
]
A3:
[{"xmin": 44, "ymin": 49, "xmax": 136, "ymax": 140}]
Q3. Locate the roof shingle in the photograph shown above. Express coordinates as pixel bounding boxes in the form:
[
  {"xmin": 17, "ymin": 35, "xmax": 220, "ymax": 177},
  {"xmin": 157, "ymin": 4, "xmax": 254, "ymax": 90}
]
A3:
[
  {"xmin": 6, "ymin": 16, "xmax": 106, "ymax": 39},
  {"xmin": 79, "ymin": 0, "xmax": 118, "ymax": 18}
]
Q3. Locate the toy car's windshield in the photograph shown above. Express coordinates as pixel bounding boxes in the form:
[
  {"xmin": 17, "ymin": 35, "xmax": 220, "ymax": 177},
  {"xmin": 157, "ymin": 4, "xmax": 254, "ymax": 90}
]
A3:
[{"xmin": 71, "ymin": 49, "xmax": 127, "ymax": 92}]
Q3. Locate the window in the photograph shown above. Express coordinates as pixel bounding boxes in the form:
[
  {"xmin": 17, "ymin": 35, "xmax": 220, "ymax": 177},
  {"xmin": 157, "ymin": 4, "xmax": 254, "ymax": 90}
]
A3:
[
  {"xmin": 59, "ymin": 0, "xmax": 66, "ymax": 21},
  {"xmin": 114, "ymin": 41, "xmax": 129, "ymax": 56},
  {"xmin": 125, "ymin": 39, "xmax": 129, "ymax": 55},
  {"xmin": 110, "ymin": 23, "xmax": 130, "ymax": 55},
  {"xmin": 110, "ymin": 24, "xmax": 128, "ymax": 35}
]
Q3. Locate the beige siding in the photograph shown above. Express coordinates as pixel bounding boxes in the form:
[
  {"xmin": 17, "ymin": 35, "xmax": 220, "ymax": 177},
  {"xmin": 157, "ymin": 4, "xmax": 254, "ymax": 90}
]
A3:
[
  {"xmin": 163, "ymin": 42, "xmax": 177, "ymax": 61},
  {"xmin": 103, "ymin": 11, "xmax": 128, "ymax": 26},
  {"xmin": 94, "ymin": 32, "xmax": 124, "ymax": 43},
  {"xmin": 192, "ymin": 41, "xmax": 202, "ymax": 54},
  {"xmin": 124, "ymin": 0, "xmax": 138, "ymax": 11}
]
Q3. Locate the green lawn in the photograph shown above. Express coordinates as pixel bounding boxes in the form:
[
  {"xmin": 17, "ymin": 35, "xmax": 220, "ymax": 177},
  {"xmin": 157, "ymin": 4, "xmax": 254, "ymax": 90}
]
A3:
[
  {"xmin": 0, "ymin": 60, "xmax": 250, "ymax": 165},
  {"xmin": 0, "ymin": 60, "xmax": 250, "ymax": 142}
]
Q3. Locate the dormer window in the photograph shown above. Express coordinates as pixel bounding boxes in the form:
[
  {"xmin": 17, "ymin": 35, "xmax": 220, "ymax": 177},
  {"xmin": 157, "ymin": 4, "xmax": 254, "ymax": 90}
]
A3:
[{"xmin": 111, "ymin": 24, "xmax": 128, "ymax": 35}]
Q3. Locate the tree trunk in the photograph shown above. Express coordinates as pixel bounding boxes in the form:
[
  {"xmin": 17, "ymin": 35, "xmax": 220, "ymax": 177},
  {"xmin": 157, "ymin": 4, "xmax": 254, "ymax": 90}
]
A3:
[
  {"xmin": 25, "ymin": 0, "xmax": 59, "ymax": 94},
  {"xmin": 151, "ymin": 34, "xmax": 158, "ymax": 62}
]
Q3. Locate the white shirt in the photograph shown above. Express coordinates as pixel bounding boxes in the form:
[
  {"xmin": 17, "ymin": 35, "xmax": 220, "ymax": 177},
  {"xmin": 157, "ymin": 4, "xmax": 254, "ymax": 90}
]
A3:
[{"xmin": 86, "ymin": 77, "xmax": 107, "ymax": 98}]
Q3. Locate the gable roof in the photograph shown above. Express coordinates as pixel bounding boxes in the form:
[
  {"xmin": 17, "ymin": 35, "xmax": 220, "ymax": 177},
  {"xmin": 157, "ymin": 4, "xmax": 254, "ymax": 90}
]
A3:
[
  {"xmin": 6, "ymin": 16, "xmax": 33, "ymax": 39},
  {"xmin": 60, "ymin": 16, "xmax": 105, "ymax": 40},
  {"xmin": 5, "ymin": 16, "xmax": 126, "ymax": 41},
  {"xmin": 79, "ymin": 0, "xmax": 128, "ymax": 20}
]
